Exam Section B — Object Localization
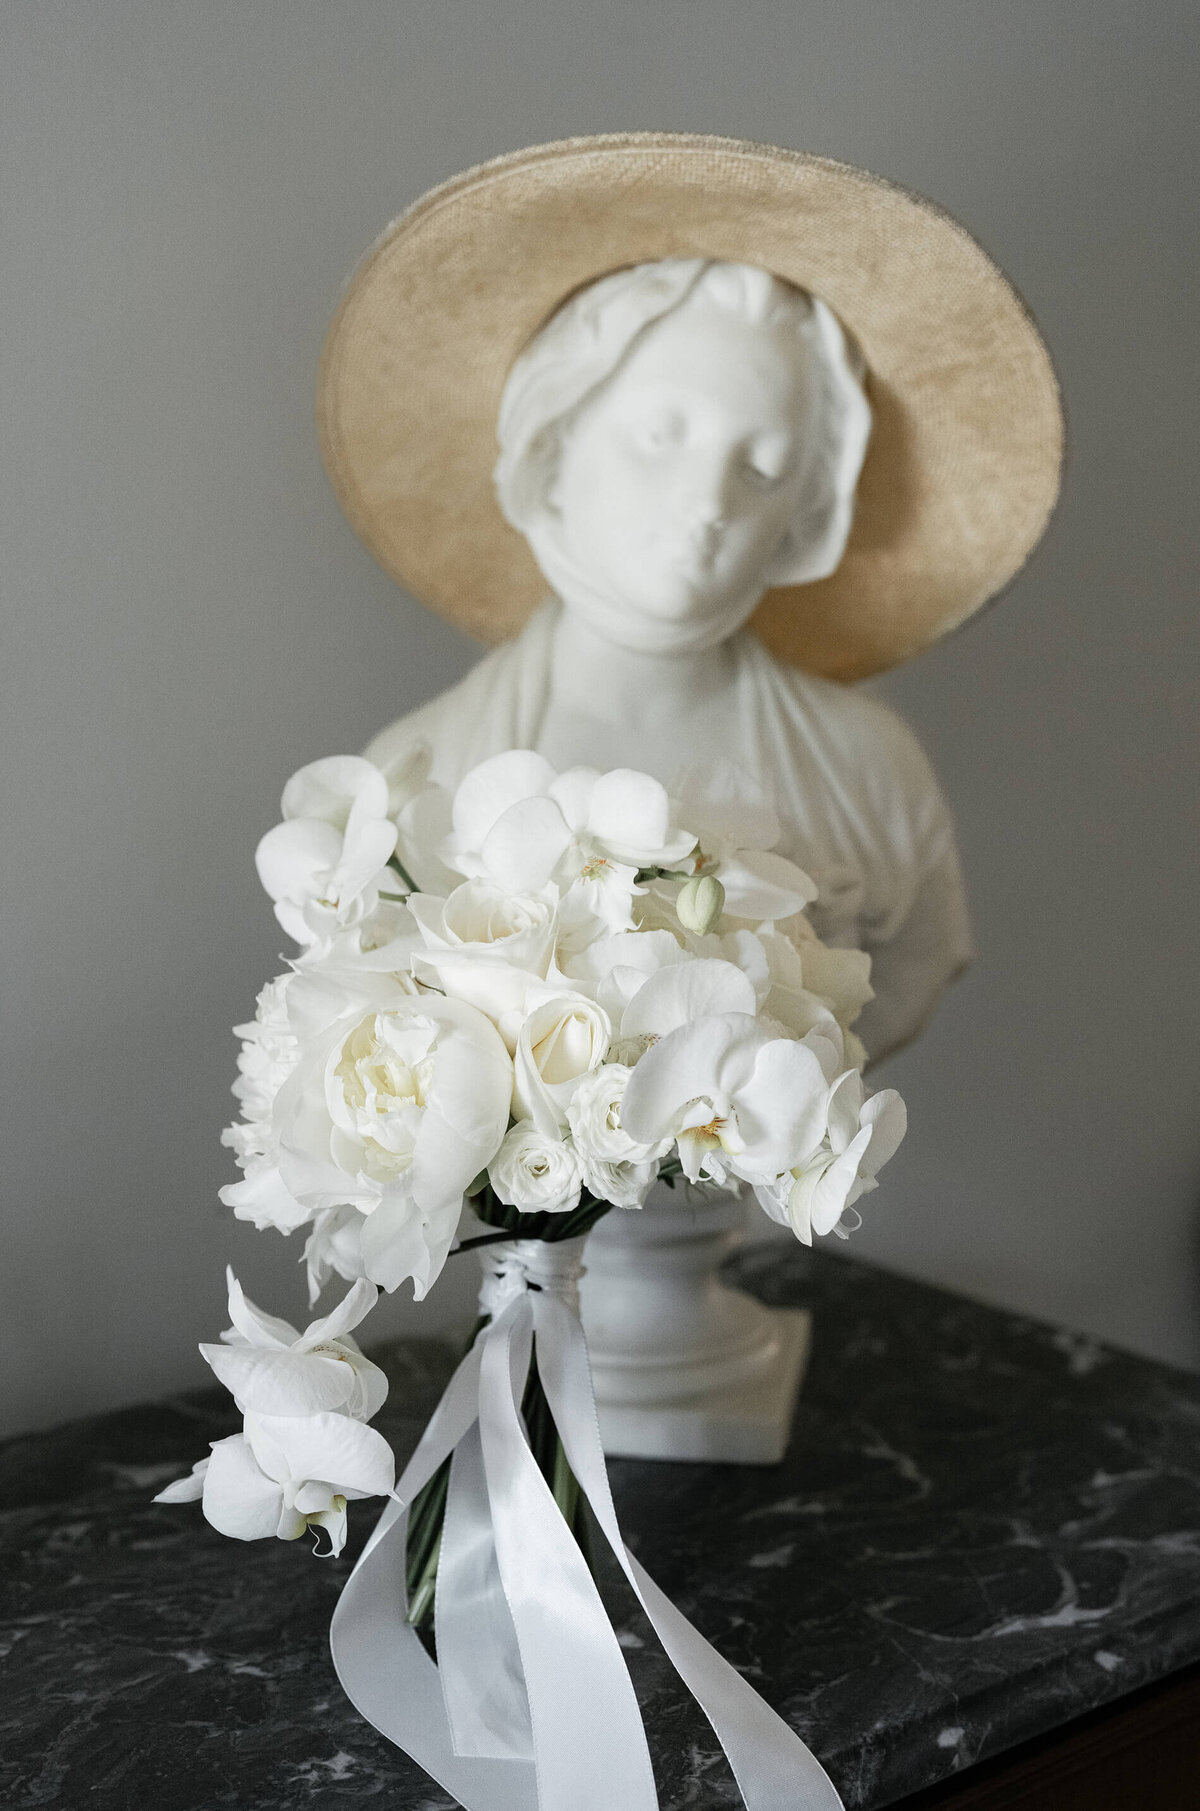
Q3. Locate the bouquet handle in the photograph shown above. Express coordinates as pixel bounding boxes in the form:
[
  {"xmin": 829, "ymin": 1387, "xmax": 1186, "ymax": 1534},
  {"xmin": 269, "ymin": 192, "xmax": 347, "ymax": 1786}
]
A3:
[{"xmin": 331, "ymin": 1239, "xmax": 844, "ymax": 1811}]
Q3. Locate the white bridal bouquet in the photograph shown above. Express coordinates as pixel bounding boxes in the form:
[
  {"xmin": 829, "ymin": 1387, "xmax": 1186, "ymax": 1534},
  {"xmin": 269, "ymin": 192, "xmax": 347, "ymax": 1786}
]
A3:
[{"xmin": 157, "ymin": 747, "xmax": 905, "ymax": 1811}]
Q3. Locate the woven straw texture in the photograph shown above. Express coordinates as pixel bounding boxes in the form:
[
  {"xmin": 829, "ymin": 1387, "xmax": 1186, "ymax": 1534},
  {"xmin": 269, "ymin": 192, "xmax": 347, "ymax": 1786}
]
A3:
[{"xmin": 318, "ymin": 133, "xmax": 1063, "ymax": 681}]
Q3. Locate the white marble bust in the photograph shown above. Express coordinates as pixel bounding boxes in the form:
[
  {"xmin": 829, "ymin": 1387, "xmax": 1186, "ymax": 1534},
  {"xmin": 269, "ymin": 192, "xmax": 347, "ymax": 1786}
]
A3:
[{"xmin": 366, "ymin": 260, "xmax": 972, "ymax": 1062}]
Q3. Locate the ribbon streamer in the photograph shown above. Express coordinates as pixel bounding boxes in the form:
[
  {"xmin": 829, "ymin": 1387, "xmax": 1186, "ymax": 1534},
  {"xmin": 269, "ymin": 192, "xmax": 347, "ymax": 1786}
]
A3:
[{"xmin": 331, "ymin": 1237, "xmax": 844, "ymax": 1811}]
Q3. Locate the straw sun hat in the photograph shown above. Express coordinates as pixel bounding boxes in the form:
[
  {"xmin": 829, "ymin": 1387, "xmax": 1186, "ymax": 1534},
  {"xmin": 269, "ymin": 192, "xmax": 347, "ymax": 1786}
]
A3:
[{"xmin": 318, "ymin": 132, "xmax": 1063, "ymax": 682}]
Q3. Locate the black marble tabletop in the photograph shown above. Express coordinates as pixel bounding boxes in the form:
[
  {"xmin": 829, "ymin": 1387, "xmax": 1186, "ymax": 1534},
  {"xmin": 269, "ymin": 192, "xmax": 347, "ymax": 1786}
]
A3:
[{"xmin": 5, "ymin": 1245, "xmax": 1200, "ymax": 1810}]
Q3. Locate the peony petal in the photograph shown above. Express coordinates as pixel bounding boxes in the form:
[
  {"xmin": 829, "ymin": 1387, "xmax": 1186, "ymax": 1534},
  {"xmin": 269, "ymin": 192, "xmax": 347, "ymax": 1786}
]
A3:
[
  {"xmin": 201, "ymin": 1434, "xmax": 284, "ymax": 1540},
  {"xmin": 219, "ymin": 1166, "xmax": 311, "ymax": 1234},
  {"xmin": 621, "ymin": 958, "xmax": 757, "ymax": 1039}
]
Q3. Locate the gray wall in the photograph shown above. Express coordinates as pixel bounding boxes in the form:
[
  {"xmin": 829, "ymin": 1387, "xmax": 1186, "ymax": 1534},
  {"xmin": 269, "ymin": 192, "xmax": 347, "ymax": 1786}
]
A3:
[{"xmin": 4, "ymin": 2, "xmax": 1198, "ymax": 1438}]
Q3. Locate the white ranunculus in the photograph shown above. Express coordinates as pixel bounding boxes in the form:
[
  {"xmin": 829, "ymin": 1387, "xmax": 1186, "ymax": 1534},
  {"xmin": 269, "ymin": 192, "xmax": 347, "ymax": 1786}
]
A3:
[
  {"xmin": 155, "ymin": 1410, "xmax": 395, "ymax": 1556},
  {"xmin": 199, "ymin": 1269, "xmax": 387, "ymax": 1420},
  {"xmin": 255, "ymin": 756, "xmax": 399, "ymax": 948},
  {"xmin": 620, "ymin": 1012, "xmax": 837, "ymax": 1187},
  {"xmin": 488, "ymin": 1120, "xmax": 584, "ymax": 1214},
  {"xmin": 275, "ymin": 989, "xmax": 513, "ymax": 1298},
  {"xmin": 579, "ymin": 1154, "xmax": 659, "ymax": 1210},
  {"xmin": 565, "ymin": 1063, "xmax": 670, "ymax": 1167},
  {"xmin": 511, "ymin": 991, "xmax": 612, "ymax": 1134}
]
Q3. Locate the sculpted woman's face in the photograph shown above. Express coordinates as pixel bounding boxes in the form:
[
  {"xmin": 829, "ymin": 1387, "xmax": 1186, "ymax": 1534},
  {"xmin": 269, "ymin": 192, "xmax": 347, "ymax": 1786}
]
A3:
[{"xmin": 547, "ymin": 305, "xmax": 814, "ymax": 653}]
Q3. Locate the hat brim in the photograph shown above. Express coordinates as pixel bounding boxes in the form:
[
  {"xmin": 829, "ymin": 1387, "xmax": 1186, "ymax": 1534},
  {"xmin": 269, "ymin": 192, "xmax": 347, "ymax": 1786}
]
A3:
[{"xmin": 318, "ymin": 133, "xmax": 1063, "ymax": 682}]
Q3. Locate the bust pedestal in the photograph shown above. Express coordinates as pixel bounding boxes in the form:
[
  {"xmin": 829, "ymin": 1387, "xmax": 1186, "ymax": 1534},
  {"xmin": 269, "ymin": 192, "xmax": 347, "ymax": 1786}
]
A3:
[{"xmin": 578, "ymin": 1187, "xmax": 810, "ymax": 1464}]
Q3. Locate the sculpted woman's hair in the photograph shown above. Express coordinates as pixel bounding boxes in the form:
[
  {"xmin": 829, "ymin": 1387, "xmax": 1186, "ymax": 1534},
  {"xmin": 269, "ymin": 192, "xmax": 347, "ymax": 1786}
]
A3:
[{"xmin": 494, "ymin": 258, "xmax": 873, "ymax": 588}]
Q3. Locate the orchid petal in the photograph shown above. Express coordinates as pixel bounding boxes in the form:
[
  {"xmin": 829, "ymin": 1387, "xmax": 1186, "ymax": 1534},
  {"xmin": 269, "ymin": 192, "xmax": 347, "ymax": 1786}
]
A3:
[
  {"xmin": 281, "ymin": 756, "xmax": 389, "ymax": 827},
  {"xmin": 480, "ymin": 797, "xmax": 572, "ymax": 893},
  {"xmin": 200, "ymin": 1344, "xmax": 358, "ymax": 1416},
  {"xmin": 201, "ymin": 1434, "xmax": 284, "ymax": 1541},
  {"xmin": 718, "ymin": 849, "xmax": 817, "ymax": 921},
  {"xmin": 246, "ymin": 1412, "xmax": 395, "ymax": 1500},
  {"xmin": 859, "ymin": 1089, "xmax": 908, "ymax": 1178},
  {"xmin": 619, "ymin": 1012, "xmax": 763, "ymax": 1144},
  {"xmin": 300, "ymin": 1277, "xmax": 379, "ymax": 1347},
  {"xmin": 224, "ymin": 1268, "xmax": 298, "ymax": 1349},
  {"xmin": 621, "ymin": 959, "xmax": 757, "ymax": 1039},
  {"xmin": 153, "ymin": 1456, "xmax": 209, "ymax": 1503},
  {"xmin": 451, "ymin": 750, "xmax": 557, "ymax": 850},
  {"xmin": 255, "ymin": 819, "xmax": 342, "ymax": 905}
]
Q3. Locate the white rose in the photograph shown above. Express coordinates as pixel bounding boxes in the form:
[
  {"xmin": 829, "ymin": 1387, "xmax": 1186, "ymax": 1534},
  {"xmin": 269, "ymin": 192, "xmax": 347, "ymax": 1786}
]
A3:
[
  {"xmin": 488, "ymin": 1121, "xmax": 584, "ymax": 1214},
  {"xmin": 409, "ymin": 880, "xmax": 559, "ymax": 1042},
  {"xmin": 276, "ymin": 989, "xmax": 513, "ymax": 1299},
  {"xmin": 512, "ymin": 992, "xmax": 612, "ymax": 1135}
]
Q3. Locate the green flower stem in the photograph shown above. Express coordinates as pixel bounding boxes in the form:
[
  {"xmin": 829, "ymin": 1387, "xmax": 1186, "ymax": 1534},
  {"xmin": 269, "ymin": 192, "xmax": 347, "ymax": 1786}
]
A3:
[{"xmin": 404, "ymin": 1193, "xmax": 610, "ymax": 1635}]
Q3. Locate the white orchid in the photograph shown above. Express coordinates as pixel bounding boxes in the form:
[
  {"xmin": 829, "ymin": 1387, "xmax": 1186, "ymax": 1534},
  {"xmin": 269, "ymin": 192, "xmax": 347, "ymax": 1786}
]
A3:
[
  {"xmin": 671, "ymin": 764, "xmax": 817, "ymax": 923},
  {"xmin": 199, "ymin": 1269, "xmax": 388, "ymax": 1420},
  {"xmin": 756, "ymin": 1072, "xmax": 907, "ymax": 1242},
  {"xmin": 255, "ymin": 756, "xmax": 399, "ymax": 948},
  {"xmin": 444, "ymin": 751, "xmax": 695, "ymax": 904},
  {"xmin": 154, "ymin": 1411, "xmax": 395, "ymax": 1556},
  {"xmin": 620, "ymin": 1005, "xmax": 838, "ymax": 1187}
]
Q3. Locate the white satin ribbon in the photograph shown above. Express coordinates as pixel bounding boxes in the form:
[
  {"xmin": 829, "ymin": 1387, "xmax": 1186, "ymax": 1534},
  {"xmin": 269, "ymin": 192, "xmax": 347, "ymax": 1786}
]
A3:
[{"xmin": 330, "ymin": 1237, "xmax": 844, "ymax": 1811}]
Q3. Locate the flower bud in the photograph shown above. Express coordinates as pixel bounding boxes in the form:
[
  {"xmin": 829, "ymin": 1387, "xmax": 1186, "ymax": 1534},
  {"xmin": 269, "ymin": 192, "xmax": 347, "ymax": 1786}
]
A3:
[{"xmin": 676, "ymin": 874, "xmax": 725, "ymax": 936}]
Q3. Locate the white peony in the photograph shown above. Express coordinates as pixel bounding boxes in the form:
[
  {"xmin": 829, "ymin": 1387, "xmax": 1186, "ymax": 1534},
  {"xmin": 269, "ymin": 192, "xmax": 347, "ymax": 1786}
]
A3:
[
  {"xmin": 488, "ymin": 1120, "xmax": 584, "ymax": 1214},
  {"xmin": 219, "ymin": 975, "xmax": 308, "ymax": 1234},
  {"xmin": 255, "ymin": 756, "xmax": 399, "ymax": 949},
  {"xmin": 274, "ymin": 987, "xmax": 513, "ymax": 1298}
]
